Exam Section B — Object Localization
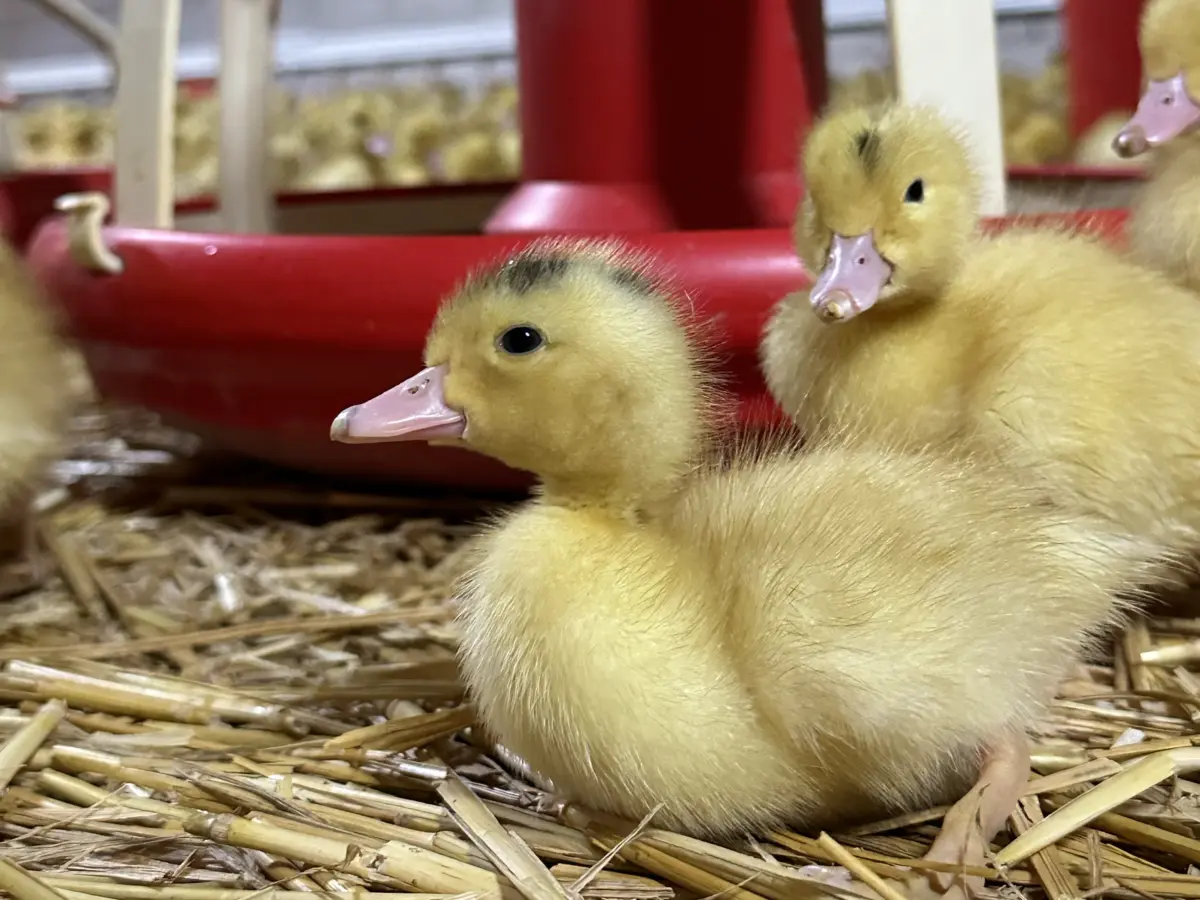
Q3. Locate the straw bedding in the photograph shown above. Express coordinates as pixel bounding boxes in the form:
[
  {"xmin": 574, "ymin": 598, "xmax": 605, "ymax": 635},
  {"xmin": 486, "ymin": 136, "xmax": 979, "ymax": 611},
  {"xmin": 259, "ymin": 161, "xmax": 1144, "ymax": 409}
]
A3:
[{"xmin": 6, "ymin": 389, "xmax": 1200, "ymax": 900}]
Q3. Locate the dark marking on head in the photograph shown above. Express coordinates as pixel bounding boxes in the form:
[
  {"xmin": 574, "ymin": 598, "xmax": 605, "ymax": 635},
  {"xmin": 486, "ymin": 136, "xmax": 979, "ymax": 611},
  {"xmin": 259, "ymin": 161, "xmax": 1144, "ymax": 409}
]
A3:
[
  {"xmin": 491, "ymin": 252, "xmax": 572, "ymax": 294},
  {"xmin": 610, "ymin": 266, "xmax": 655, "ymax": 296},
  {"xmin": 853, "ymin": 127, "xmax": 882, "ymax": 171}
]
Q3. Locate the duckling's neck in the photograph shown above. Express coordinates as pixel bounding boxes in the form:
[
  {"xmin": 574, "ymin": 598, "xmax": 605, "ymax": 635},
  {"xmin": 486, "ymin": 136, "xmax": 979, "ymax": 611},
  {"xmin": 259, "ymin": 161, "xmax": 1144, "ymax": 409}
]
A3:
[
  {"xmin": 855, "ymin": 292, "xmax": 943, "ymax": 325},
  {"xmin": 537, "ymin": 468, "xmax": 691, "ymax": 522},
  {"xmin": 1150, "ymin": 132, "xmax": 1200, "ymax": 175}
]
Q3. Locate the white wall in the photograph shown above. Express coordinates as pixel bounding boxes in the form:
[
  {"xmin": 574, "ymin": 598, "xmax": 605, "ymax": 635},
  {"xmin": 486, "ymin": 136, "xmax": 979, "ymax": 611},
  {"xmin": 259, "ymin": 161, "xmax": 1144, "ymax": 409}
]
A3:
[{"xmin": 0, "ymin": 0, "xmax": 1062, "ymax": 97}]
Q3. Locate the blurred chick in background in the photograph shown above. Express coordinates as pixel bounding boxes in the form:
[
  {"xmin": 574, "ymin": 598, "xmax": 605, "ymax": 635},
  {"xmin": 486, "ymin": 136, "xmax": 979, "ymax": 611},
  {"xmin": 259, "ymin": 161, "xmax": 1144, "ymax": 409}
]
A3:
[
  {"xmin": 0, "ymin": 240, "xmax": 72, "ymax": 562},
  {"xmin": 9, "ymin": 74, "xmax": 522, "ymax": 196}
]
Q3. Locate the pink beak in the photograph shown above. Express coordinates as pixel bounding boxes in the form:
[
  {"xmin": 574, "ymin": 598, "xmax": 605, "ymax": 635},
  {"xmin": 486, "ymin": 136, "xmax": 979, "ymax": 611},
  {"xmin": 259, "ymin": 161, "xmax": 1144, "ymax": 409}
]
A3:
[
  {"xmin": 330, "ymin": 364, "xmax": 467, "ymax": 444},
  {"xmin": 809, "ymin": 232, "xmax": 893, "ymax": 323},
  {"xmin": 1113, "ymin": 73, "xmax": 1200, "ymax": 158},
  {"xmin": 364, "ymin": 132, "xmax": 393, "ymax": 157}
]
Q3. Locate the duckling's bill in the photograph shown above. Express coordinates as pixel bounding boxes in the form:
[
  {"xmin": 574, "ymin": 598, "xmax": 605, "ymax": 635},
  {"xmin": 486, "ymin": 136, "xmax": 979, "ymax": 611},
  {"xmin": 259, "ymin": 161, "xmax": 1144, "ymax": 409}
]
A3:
[
  {"xmin": 1113, "ymin": 73, "xmax": 1200, "ymax": 157},
  {"xmin": 810, "ymin": 231, "xmax": 892, "ymax": 323},
  {"xmin": 330, "ymin": 364, "xmax": 466, "ymax": 444}
]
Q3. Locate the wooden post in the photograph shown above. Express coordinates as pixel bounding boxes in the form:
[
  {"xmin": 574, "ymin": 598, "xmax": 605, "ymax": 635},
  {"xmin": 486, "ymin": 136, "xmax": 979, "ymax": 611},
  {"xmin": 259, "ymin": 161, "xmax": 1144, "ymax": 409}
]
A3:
[
  {"xmin": 113, "ymin": 0, "xmax": 181, "ymax": 228},
  {"xmin": 888, "ymin": 0, "xmax": 1007, "ymax": 217},
  {"xmin": 217, "ymin": 0, "xmax": 278, "ymax": 233}
]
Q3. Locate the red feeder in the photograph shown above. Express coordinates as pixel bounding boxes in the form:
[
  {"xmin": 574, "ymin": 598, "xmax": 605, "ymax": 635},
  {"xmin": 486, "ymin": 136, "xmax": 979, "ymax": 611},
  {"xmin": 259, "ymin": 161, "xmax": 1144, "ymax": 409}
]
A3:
[
  {"xmin": 1063, "ymin": 0, "xmax": 1146, "ymax": 139},
  {"xmin": 485, "ymin": 0, "xmax": 823, "ymax": 234},
  {"xmin": 25, "ymin": 0, "xmax": 1138, "ymax": 491}
]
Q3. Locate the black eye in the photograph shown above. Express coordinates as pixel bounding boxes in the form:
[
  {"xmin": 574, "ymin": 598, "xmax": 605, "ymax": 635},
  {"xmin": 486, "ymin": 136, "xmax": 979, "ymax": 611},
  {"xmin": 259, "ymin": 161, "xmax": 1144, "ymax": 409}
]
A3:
[
  {"xmin": 498, "ymin": 325, "xmax": 545, "ymax": 355},
  {"xmin": 904, "ymin": 178, "xmax": 924, "ymax": 203}
]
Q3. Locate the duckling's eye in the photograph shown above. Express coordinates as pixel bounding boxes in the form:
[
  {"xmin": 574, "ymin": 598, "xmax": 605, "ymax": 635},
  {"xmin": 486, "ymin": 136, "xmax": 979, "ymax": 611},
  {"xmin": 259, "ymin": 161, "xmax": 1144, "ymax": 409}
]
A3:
[
  {"xmin": 904, "ymin": 178, "xmax": 925, "ymax": 203},
  {"xmin": 497, "ymin": 325, "xmax": 545, "ymax": 355}
]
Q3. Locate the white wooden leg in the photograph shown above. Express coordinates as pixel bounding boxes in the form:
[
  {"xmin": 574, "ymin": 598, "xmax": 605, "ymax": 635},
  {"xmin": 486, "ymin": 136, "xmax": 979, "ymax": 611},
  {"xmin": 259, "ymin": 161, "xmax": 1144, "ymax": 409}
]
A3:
[
  {"xmin": 113, "ymin": 0, "xmax": 181, "ymax": 229},
  {"xmin": 887, "ymin": 0, "xmax": 1007, "ymax": 217},
  {"xmin": 217, "ymin": 0, "xmax": 278, "ymax": 234}
]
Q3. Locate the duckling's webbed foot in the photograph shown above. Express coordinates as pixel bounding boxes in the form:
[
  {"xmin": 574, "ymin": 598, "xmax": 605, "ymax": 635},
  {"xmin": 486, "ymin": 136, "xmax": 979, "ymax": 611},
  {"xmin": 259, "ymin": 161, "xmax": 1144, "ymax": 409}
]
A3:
[{"xmin": 907, "ymin": 730, "xmax": 1030, "ymax": 900}]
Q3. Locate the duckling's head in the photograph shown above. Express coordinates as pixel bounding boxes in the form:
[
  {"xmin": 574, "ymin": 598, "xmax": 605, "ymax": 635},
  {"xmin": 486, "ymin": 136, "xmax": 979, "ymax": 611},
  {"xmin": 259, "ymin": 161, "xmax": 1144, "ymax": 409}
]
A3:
[
  {"xmin": 1113, "ymin": 0, "xmax": 1200, "ymax": 157},
  {"xmin": 331, "ymin": 242, "xmax": 714, "ymax": 508},
  {"xmin": 797, "ymin": 103, "xmax": 978, "ymax": 323}
]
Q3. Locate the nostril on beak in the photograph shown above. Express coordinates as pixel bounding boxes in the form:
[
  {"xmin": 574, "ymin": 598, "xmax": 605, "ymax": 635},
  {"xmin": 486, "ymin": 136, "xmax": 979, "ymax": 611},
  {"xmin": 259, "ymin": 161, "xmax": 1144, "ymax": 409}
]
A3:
[
  {"xmin": 815, "ymin": 290, "xmax": 852, "ymax": 322},
  {"xmin": 1112, "ymin": 127, "xmax": 1149, "ymax": 159},
  {"xmin": 330, "ymin": 407, "xmax": 355, "ymax": 441}
]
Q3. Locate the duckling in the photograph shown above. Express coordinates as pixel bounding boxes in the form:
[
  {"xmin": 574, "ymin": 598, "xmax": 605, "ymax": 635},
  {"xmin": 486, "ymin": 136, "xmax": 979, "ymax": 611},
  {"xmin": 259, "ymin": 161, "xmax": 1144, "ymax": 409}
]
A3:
[
  {"xmin": 340, "ymin": 88, "xmax": 396, "ymax": 140},
  {"xmin": 827, "ymin": 68, "xmax": 894, "ymax": 113},
  {"xmin": 481, "ymin": 80, "xmax": 519, "ymax": 127},
  {"xmin": 1030, "ymin": 50, "xmax": 1067, "ymax": 117},
  {"xmin": 1004, "ymin": 108, "xmax": 1071, "ymax": 166},
  {"xmin": 331, "ymin": 242, "xmax": 1168, "ymax": 899},
  {"xmin": 399, "ymin": 98, "xmax": 452, "ymax": 163},
  {"xmin": 1111, "ymin": 0, "xmax": 1200, "ymax": 293},
  {"xmin": 999, "ymin": 71, "xmax": 1036, "ymax": 135},
  {"xmin": 173, "ymin": 99, "xmax": 219, "ymax": 202},
  {"xmin": 496, "ymin": 128, "xmax": 521, "ymax": 180},
  {"xmin": 1074, "ymin": 111, "xmax": 1145, "ymax": 168},
  {"xmin": 0, "ymin": 239, "xmax": 70, "ymax": 559},
  {"xmin": 430, "ymin": 128, "xmax": 508, "ymax": 183},
  {"xmin": 18, "ymin": 101, "xmax": 89, "ymax": 169},
  {"xmin": 294, "ymin": 104, "xmax": 374, "ymax": 192},
  {"xmin": 762, "ymin": 102, "xmax": 1200, "ymax": 567},
  {"xmin": 362, "ymin": 129, "xmax": 430, "ymax": 188}
]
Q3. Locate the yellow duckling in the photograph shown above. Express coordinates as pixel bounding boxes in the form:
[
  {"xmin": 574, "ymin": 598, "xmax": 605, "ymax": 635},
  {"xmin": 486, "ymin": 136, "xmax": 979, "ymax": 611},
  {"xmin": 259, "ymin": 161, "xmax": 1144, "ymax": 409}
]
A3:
[
  {"xmin": 294, "ymin": 104, "xmax": 374, "ymax": 192},
  {"xmin": 173, "ymin": 96, "xmax": 219, "ymax": 201},
  {"xmin": 762, "ymin": 102, "xmax": 1200, "ymax": 567},
  {"xmin": 827, "ymin": 68, "xmax": 894, "ymax": 113},
  {"xmin": 1074, "ymin": 111, "xmax": 1145, "ymax": 168},
  {"xmin": 496, "ymin": 127, "xmax": 521, "ymax": 180},
  {"xmin": 999, "ymin": 71, "xmax": 1036, "ymax": 134},
  {"xmin": 19, "ymin": 101, "xmax": 90, "ymax": 169},
  {"xmin": 1030, "ymin": 50, "xmax": 1068, "ymax": 117},
  {"xmin": 431, "ymin": 128, "xmax": 508, "ymax": 183},
  {"xmin": 71, "ymin": 106, "xmax": 112, "ymax": 167},
  {"xmin": 362, "ymin": 128, "xmax": 430, "ymax": 188},
  {"xmin": 481, "ymin": 79, "xmax": 518, "ymax": 126},
  {"xmin": 399, "ymin": 98, "xmax": 452, "ymax": 163},
  {"xmin": 331, "ymin": 242, "xmax": 1167, "ymax": 899},
  {"xmin": 339, "ymin": 88, "xmax": 397, "ymax": 140},
  {"xmin": 1111, "ymin": 0, "xmax": 1200, "ymax": 293},
  {"xmin": 0, "ymin": 240, "xmax": 71, "ymax": 558},
  {"xmin": 1004, "ymin": 108, "xmax": 1071, "ymax": 166}
]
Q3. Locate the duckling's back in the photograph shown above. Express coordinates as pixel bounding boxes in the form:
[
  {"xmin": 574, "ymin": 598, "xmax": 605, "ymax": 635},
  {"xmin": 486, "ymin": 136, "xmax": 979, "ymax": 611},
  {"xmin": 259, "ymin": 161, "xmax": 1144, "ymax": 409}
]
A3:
[
  {"xmin": 669, "ymin": 440, "xmax": 1167, "ymax": 823},
  {"xmin": 959, "ymin": 226, "xmax": 1200, "ymax": 551}
]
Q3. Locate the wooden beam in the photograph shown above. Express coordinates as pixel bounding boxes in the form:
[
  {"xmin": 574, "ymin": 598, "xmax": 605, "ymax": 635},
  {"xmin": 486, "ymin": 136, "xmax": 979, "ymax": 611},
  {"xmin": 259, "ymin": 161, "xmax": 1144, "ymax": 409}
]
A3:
[
  {"xmin": 888, "ymin": 0, "xmax": 1007, "ymax": 216},
  {"xmin": 113, "ymin": 0, "xmax": 181, "ymax": 228}
]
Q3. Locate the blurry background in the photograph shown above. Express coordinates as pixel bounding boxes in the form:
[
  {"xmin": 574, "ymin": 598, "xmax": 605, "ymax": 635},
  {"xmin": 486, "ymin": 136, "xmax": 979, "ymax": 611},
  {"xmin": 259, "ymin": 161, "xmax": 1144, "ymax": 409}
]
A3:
[{"xmin": 0, "ymin": 0, "xmax": 1120, "ymax": 202}]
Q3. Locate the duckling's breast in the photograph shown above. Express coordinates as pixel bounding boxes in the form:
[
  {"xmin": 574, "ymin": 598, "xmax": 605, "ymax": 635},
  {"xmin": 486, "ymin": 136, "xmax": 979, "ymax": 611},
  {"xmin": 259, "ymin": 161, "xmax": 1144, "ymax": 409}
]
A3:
[
  {"xmin": 1128, "ymin": 138, "xmax": 1200, "ymax": 292},
  {"xmin": 455, "ymin": 504, "xmax": 811, "ymax": 835},
  {"xmin": 766, "ymin": 292, "xmax": 985, "ymax": 452}
]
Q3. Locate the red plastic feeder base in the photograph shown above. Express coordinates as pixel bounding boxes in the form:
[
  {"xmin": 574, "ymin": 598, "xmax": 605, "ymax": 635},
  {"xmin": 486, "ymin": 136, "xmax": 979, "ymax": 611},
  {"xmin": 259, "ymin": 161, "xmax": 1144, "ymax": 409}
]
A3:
[{"xmin": 29, "ymin": 210, "xmax": 1130, "ymax": 491}]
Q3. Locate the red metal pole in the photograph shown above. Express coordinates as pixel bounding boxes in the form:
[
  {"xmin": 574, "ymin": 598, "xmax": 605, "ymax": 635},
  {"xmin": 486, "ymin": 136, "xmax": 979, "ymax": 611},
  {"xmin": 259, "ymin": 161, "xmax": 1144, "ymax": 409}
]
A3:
[
  {"xmin": 485, "ymin": 0, "xmax": 818, "ymax": 234},
  {"xmin": 1062, "ymin": 0, "xmax": 1145, "ymax": 138}
]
